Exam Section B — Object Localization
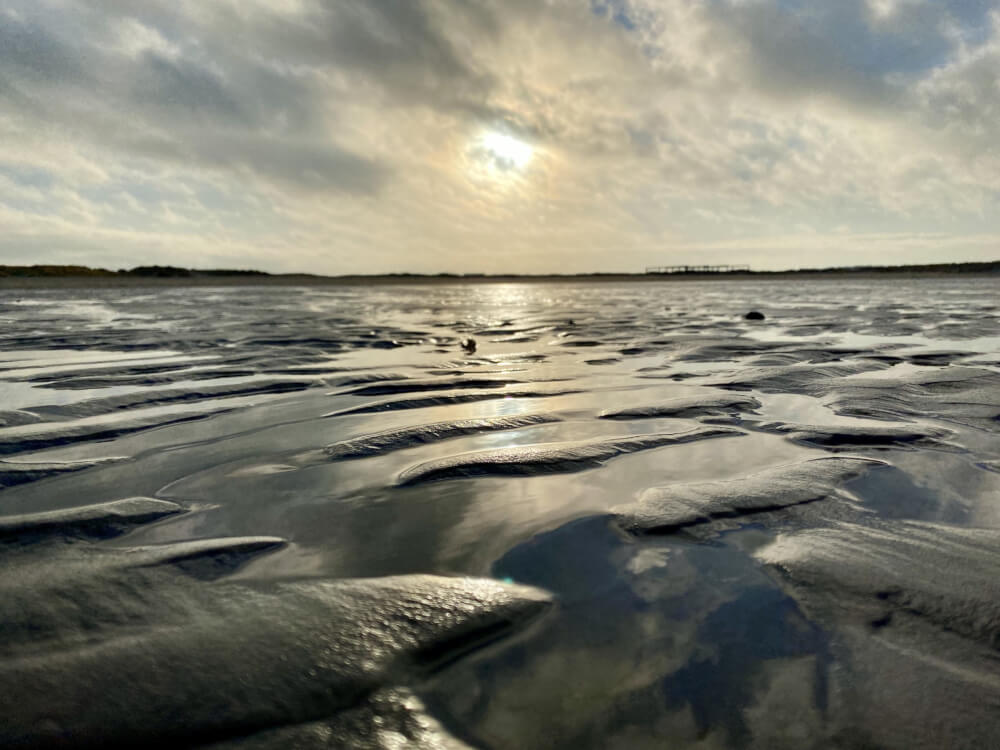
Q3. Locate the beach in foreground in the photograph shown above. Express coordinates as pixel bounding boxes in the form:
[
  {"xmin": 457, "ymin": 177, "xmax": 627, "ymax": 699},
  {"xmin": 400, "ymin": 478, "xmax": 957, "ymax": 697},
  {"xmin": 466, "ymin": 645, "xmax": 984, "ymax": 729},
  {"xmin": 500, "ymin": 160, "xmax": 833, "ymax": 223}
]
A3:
[{"xmin": 1, "ymin": 278, "xmax": 998, "ymax": 748}]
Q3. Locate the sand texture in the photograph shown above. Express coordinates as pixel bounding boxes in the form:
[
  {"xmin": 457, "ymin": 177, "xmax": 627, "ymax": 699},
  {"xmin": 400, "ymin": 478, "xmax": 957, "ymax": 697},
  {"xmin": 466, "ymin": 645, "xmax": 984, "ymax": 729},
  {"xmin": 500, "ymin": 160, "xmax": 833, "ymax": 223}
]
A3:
[{"xmin": 0, "ymin": 278, "xmax": 998, "ymax": 748}]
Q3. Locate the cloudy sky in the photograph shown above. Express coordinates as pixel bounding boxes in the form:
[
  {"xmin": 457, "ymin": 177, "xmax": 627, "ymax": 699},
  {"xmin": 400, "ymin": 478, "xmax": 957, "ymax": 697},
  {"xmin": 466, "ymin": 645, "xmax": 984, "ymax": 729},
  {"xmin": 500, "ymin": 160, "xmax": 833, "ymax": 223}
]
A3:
[{"xmin": 2, "ymin": 0, "xmax": 999, "ymax": 274}]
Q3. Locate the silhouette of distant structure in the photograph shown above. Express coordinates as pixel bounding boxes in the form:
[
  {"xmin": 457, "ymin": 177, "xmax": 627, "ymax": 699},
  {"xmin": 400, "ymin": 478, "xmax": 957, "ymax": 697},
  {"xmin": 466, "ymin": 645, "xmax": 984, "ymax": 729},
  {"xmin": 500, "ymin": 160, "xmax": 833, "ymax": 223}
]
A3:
[{"xmin": 645, "ymin": 264, "xmax": 750, "ymax": 274}]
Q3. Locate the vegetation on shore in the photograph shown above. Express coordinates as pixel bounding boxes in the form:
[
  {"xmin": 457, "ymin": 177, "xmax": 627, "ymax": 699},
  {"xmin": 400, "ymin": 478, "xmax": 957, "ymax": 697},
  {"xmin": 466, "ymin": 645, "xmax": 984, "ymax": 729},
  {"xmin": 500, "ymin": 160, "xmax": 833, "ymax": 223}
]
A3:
[
  {"xmin": 0, "ymin": 260, "xmax": 997, "ymax": 282},
  {"xmin": 0, "ymin": 265, "xmax": 267, "ymax": 278}
]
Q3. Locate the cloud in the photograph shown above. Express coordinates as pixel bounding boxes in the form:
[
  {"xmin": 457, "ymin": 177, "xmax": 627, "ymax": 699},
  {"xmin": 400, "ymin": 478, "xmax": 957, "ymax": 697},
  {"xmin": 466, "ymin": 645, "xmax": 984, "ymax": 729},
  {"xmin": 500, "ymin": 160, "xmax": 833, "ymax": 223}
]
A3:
[{"xmin": 0, "ymin": 0, "xmax": 998, "ymax": 272}]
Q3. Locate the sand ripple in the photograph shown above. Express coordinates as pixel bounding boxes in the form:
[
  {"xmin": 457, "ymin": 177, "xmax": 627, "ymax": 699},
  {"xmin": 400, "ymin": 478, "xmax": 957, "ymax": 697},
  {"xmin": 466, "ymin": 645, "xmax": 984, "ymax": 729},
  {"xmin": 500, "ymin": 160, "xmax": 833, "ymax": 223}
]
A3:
[
  {"xmin": 397, "ymin": 427, "xmax": 742, "ymax": 486},
  {"xmin": 614, "ymin": 456, "xmax": 886, "ymax": 534},
  {"xmin": 0, "ymin": 280, "xmax": 997, "ymax": 747}
]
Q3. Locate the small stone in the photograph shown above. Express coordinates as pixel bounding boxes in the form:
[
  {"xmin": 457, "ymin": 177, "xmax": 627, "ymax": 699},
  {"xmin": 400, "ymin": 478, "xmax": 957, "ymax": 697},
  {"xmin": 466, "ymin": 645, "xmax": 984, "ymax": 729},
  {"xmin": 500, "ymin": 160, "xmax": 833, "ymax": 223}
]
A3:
[
  {"xmin": 744, "ymin": 311, "xmax": 765, "ymax": 320},
  {"xmin": 461, "ymin": 338, "xmax": 477, "ymax": 353}
]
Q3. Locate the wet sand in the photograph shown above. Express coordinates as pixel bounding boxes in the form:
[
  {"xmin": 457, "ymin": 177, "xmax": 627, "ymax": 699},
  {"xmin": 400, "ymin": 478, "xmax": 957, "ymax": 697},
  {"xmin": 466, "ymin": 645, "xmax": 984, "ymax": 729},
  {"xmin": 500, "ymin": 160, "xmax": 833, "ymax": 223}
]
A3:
[{"xmin": 0, "ymin": 278, "xmax": 998, "ymax": 748}]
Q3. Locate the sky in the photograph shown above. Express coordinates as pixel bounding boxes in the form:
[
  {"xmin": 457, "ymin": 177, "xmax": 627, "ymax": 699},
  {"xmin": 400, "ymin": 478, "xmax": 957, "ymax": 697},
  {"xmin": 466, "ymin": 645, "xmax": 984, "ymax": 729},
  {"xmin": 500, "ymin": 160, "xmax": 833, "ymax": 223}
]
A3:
[{"xmin": 1, "ymin": 0, "xmax": 999, "ymax": 274}]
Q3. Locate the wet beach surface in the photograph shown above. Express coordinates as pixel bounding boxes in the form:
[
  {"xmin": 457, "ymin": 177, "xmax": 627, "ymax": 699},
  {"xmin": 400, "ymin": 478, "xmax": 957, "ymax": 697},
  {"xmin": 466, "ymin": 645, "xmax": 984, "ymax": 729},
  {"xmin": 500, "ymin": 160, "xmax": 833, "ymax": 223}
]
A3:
[{"xmin": 1, "ymin": 278, "xmax": 998, "ymax": 748}]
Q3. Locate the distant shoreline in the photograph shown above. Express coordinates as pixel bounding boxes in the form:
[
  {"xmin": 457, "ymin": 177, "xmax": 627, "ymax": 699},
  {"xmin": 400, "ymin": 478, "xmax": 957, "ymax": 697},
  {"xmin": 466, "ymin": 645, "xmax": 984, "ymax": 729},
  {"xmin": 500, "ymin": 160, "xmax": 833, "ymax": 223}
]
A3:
[{"xmin": 1, "ymin": 262, "xmax": 997, "ymax": 288}]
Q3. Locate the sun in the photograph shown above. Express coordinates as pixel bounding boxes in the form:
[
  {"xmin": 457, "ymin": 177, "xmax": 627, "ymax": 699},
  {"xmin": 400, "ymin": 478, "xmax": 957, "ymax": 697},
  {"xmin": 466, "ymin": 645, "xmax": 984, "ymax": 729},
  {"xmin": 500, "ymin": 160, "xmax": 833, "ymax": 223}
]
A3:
[{"xmin": 476, "ymin": 131, "xmax": 534, "ymax": 172}]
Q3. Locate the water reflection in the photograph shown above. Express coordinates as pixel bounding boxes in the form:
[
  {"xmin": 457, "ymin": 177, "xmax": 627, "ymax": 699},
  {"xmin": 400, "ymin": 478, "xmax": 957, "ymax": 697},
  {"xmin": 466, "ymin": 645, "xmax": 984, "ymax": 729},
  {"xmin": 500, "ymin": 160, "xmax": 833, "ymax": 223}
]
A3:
[
  {"xmin": 0, "ymin": 279, "xmax": 997, "ymax": 747},
  {"xmin": 426, "ymin": 519, "xmax": 830, "ymax": 749}
]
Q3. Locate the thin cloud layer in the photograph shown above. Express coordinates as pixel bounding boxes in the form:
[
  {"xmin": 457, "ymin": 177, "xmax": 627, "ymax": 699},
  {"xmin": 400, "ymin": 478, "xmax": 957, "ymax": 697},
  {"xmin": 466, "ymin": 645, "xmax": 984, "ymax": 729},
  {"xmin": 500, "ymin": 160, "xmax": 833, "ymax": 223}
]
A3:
[{"xmin": 1, "ymin": 0, "xmax": 998, "ymax": 272}]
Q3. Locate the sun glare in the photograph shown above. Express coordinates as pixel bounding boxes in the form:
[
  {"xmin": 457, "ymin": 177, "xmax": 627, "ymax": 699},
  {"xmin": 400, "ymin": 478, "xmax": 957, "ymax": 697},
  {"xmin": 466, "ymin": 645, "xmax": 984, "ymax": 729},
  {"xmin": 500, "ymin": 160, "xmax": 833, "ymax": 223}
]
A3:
[{"xmin": 478, "ymin": 131, "xmax": 534, "ymax": 171}]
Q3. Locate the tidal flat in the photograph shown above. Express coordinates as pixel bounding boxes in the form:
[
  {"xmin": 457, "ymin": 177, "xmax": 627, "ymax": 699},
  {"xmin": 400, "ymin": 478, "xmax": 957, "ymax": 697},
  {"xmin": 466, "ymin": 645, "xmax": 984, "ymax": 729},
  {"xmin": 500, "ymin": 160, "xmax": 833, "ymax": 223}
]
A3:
[{"xmin": 1, "ymin": 278, "xmax": 999, "ymax": 748}]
